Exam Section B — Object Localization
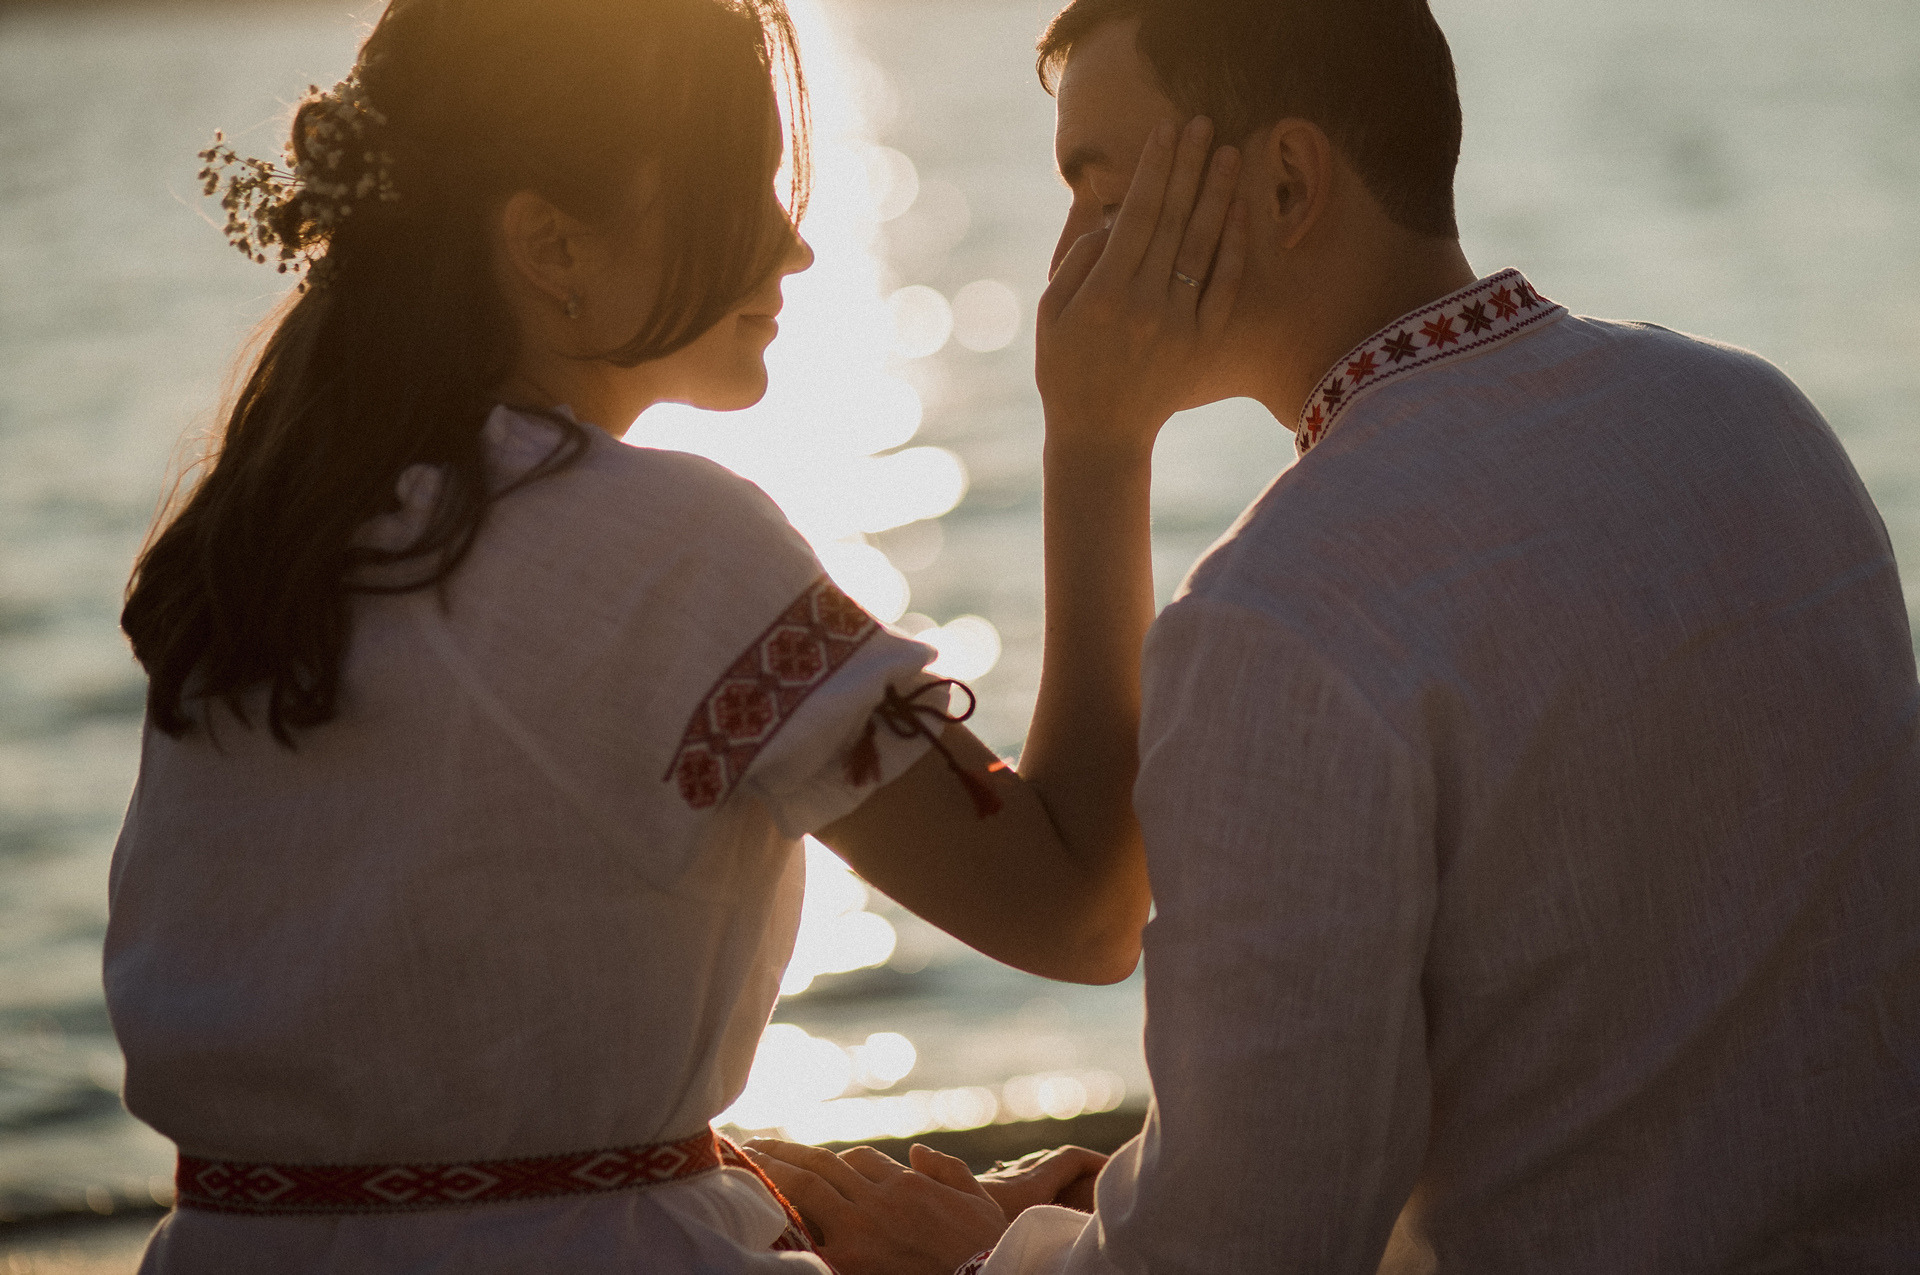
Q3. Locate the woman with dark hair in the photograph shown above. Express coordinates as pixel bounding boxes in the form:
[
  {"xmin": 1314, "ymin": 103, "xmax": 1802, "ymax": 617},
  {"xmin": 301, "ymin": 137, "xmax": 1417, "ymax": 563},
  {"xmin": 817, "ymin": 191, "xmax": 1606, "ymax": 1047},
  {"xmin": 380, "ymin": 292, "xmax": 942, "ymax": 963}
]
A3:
[{"xmin": 106, "ymin": 0, "xmax": 1243, "ymax": 1269}]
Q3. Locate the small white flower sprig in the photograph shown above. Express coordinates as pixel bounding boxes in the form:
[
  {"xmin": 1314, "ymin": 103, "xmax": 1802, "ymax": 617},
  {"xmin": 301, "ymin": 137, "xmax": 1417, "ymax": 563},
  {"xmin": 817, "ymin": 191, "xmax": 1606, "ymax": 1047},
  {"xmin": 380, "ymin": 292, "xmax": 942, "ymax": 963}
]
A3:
[{"xmin": 196, "ymin": 70, "xmax": 400, "ymax": 287}]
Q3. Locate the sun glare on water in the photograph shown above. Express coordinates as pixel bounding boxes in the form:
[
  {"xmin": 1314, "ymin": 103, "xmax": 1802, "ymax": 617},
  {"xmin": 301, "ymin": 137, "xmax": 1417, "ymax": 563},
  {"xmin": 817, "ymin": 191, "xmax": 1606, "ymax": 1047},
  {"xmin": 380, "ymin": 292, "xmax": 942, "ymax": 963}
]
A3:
[
  {"xmin": 635, "ymin": 2, "xmax": 1079, "ymax": 1144},
  {"xmin": 718, "ymin": 1012, "xmax": 1128, "ymax": 1146}
]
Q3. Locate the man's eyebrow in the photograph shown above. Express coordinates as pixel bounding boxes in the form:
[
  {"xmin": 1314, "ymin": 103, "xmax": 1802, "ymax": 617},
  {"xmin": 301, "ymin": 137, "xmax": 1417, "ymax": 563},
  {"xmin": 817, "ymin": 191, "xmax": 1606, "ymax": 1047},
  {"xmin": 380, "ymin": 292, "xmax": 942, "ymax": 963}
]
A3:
[{"xmin": 1057, "ymin": 143, "xmax": 1109, "ymax": 188}]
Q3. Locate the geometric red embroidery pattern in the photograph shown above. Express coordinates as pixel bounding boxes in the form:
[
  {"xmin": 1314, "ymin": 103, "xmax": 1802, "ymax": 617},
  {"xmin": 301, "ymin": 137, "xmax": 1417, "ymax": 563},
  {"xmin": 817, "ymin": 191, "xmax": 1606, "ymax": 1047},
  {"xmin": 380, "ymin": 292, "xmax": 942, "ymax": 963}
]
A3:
[
  {"xmin": 176, "ymin": 1132, "xmax": 815, "ymax": 1248},
  {"xmin": 955, "ymin": 1249, "xmax": 994, "ymax": 1274},
  {"xmin": 1296, "ymin": 268, "xmax": 1565, "ymax": 456},
  {"xmin": 663, "ymin": 574, "xmax": 878, "ymax": 810},
  {"xmin": 176, "ymin": 1130, "xmax": 706, "ymax": 1215}
]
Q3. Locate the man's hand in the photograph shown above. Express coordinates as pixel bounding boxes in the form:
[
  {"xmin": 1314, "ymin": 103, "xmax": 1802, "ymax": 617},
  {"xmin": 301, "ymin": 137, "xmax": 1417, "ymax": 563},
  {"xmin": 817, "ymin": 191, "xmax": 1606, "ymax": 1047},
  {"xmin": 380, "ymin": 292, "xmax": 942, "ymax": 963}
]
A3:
[
  {"xmin": 745, "ymin": 1139, "xmax": 1007, "ymax": 1275},
  {"xmin": 978, "ymin": 1145, "xmax": 1108, "ymax": 1217},
  {"xmin": 1037, "ymin": 114, "xmax": 1246, "ymax": 459}
]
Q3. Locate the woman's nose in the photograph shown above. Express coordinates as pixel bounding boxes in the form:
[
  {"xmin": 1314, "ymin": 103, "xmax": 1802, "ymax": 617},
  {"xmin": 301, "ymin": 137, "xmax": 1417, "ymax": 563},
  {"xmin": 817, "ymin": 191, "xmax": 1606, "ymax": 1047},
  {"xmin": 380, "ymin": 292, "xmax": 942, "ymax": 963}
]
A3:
[{"xmin": 784, "ymin": 232, "xmax": 815, "ymax": 277}]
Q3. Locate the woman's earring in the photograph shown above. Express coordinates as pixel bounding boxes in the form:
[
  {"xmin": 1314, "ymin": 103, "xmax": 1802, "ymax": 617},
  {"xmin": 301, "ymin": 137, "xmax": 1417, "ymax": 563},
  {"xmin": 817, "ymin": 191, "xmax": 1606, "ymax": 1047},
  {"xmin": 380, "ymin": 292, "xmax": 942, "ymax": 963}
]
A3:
[{"xmin": 564, "ymin": 294, "xmax": 582, "ymax": 321}]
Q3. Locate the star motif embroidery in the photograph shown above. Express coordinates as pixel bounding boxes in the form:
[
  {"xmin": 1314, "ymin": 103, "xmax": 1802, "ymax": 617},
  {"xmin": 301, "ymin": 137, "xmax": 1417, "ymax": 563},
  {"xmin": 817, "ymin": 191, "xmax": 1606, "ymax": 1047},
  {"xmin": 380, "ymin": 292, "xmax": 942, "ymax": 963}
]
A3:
[{"xmin": 1293, "ymin": 270, "xmax": 1558, "ymax": 460}]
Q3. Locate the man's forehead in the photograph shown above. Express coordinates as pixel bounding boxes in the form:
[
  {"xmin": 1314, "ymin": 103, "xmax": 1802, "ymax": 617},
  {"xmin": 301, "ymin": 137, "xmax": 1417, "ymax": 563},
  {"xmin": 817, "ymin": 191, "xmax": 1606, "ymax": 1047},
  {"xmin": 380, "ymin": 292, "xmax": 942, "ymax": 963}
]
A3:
[{"xmin": 1052, "ymin": 17, "xmax": 1176, "ymax": 183}]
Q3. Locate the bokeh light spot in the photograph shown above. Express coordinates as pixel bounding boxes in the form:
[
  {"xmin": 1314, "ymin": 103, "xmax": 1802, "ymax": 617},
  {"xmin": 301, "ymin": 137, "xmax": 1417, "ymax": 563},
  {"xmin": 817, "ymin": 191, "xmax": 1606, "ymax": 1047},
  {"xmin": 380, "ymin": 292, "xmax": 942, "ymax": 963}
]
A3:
[
  {"xmin": 888, "ymin": 285, "xmax": 953, "ymax": 359},
  {"xmin": 849, "ymin": 1032, "xmax": 918, "ymax": 1090},
  {"xmin": 815, "ymin": 540, "xmax": 910, "ymax": 624},
  {"xmin": 864, "ymin": 145, "xmax": 919, "ymax": 223},
  {"xmin": 852, "ymin": 446, "xmax": 967, "ymax": 534},
  {"xmin": 924, "ymin": 615, "xmax": 1002, "ymax": 681},
  {"xmin": 951, "ymin": 279, "xmax": 1022, "ymax": 353}
]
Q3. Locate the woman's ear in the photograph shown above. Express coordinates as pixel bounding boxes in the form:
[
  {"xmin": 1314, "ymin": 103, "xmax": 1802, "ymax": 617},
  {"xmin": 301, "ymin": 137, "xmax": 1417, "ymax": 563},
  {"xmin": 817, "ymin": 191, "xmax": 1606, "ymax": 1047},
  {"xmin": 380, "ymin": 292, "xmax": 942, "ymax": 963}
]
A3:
[
  {"xmin": 498, "ymin": 190, "xmax": 590, "ymax": 314},
  {"xmin": 1260, "ymin": 118, "xmax": 1333, "ymax": 251}
]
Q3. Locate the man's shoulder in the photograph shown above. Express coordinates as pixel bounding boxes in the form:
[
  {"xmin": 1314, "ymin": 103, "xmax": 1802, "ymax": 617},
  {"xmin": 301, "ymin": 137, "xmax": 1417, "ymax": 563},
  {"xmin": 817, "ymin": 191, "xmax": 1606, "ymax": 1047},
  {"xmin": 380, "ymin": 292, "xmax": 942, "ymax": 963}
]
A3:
[
  {"xmin": 1549, "ymin": 314, "xmax": 1807, "ymax": 397},
  {"xmin": 1290, "ymin": 309, "xmax": 1829, "ymax": 505},
  {"xmin": 1165, "ymin": 309, "xmax": 1853, "ymax": 674},
  {"xmin": 1383, "ymin": 310, "xmax": 1814, "ymax": 428}
]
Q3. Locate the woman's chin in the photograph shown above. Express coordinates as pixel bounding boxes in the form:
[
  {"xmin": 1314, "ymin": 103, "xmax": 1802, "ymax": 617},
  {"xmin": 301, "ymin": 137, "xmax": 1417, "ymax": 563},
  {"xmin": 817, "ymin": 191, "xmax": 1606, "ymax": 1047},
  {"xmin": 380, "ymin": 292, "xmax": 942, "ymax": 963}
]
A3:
[{"xmin": 683, "ymin": 365, "xmax": 770, "ymax": 413}]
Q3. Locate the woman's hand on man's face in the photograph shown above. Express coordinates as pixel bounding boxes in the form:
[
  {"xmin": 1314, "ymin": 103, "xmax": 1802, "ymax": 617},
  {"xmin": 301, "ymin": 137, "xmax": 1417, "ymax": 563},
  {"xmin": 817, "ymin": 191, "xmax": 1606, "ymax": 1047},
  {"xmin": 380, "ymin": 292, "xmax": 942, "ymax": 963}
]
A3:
[{"xmin": 1036, "ymin": 114, "xmax": 1246, "ymax": 459}]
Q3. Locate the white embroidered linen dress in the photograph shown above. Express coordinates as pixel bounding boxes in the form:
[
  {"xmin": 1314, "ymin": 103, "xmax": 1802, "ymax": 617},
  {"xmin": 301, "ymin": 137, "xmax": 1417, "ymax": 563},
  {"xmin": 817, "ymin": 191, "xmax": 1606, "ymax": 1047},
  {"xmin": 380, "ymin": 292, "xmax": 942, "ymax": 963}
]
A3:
[
  {"xmin": 104, "ymin": 407, "xmax": 938, "ymax": 1273},
  {"xmin": 985, "ymin": 271, "xmax": 1920, "ymax": 1274}
]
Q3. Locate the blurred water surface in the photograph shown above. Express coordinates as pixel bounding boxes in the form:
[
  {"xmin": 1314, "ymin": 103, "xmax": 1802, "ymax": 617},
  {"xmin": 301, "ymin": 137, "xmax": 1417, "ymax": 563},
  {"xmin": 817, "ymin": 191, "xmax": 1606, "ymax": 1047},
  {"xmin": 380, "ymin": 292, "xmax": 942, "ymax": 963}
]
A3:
[{"xmin": 2, "ymin": 0, "xmax": 1916, "ymax": 1223}]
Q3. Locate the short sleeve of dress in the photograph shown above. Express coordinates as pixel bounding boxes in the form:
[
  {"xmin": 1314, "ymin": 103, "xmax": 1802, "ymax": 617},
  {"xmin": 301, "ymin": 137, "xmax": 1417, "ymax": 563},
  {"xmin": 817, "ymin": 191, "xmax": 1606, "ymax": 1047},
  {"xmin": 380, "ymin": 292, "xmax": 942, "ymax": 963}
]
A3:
[
  {"xmin": 663, "ymin": 572, "xmax": 943, "ymax": 840},
  {"xmin": 647, "ymin": 454, "xmax": 941, "ymax": 840},
  {"xmin": 735, "ymin": 586, "xmax": 943, "ymax": 839}
]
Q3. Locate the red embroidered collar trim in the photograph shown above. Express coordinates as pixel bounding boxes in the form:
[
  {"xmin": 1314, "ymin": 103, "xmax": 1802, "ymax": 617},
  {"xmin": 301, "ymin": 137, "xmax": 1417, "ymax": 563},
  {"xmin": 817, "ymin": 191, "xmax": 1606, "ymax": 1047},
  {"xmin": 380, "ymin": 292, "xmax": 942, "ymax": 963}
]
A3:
[
  {"xmin": 665, "ymin": 574, "xmax": 879, "ymax": 810},
  {"xmin": 1295, "ymin": 269, "xmax": 1565, "ymax": 456},
  {"xmin": 175, "ymin": 1130, "xmax": 813, "ymax": 1250}
]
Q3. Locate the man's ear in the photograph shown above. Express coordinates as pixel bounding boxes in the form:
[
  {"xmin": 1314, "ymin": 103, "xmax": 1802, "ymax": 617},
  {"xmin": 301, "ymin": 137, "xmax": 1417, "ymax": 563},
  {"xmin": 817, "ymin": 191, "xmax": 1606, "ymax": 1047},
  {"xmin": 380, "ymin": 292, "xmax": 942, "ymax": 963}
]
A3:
[
  {"xmin": 1259, "ymin": 119, "xmax": 1333, "ymax": 251},
  {"xmin": 498, "ymin": 190, "xmax": 590, "ymax": 312}
]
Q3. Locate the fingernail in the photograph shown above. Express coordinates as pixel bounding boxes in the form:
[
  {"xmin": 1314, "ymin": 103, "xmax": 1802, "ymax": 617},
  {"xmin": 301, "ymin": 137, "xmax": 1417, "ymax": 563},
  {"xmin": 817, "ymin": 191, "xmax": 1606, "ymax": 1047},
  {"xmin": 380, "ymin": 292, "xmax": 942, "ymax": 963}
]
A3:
[
  {"xmin": 1187, "ymin": 115, "xmax": 1212, "ymax": 140},
  {"xmin": 1155, "ymin": 119, "xmax": 1178, "ymax": 145}
]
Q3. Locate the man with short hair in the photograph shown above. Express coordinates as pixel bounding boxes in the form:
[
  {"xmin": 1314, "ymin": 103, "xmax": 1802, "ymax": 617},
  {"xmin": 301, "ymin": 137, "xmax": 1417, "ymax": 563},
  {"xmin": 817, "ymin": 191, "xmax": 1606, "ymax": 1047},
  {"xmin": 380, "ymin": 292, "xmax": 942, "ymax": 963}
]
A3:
[{"xmin": 754, "ymin": 0, "xmax": 1920, "ymax": 1270}]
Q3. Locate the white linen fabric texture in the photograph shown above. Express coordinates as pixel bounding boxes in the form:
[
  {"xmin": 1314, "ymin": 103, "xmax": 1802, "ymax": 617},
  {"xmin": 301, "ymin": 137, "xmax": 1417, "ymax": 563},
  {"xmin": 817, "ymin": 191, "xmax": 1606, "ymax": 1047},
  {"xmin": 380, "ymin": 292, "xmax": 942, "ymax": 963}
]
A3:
[
  {"xmin": 104, "ymin": 406, "xmax": 939, "ymax": 1274},
  {"xmin": 987, "ymin": 276, "xmax": 1920, "ymax": 1275}
]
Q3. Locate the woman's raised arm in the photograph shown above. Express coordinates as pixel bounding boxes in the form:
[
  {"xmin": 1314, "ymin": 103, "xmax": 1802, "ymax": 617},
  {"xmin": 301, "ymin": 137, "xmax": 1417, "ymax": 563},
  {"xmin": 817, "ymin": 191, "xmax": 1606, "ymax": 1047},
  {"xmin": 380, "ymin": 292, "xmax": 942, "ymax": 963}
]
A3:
[{"xmin": 816, "ymin": 116, "xmax": 1244, "ymax": 983}]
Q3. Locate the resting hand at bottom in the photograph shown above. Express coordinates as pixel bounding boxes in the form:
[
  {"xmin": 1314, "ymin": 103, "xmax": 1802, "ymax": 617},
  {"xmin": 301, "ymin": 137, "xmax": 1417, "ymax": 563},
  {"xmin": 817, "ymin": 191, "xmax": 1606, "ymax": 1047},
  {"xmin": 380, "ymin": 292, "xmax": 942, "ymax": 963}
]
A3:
[
  {"xmin": 745, "ymin": 1139, "xmax": 1006, "ymax": 1275},
  {"xmin": 977, "ymin": 1145, "xmax": 1108, "ymax": 1217}
]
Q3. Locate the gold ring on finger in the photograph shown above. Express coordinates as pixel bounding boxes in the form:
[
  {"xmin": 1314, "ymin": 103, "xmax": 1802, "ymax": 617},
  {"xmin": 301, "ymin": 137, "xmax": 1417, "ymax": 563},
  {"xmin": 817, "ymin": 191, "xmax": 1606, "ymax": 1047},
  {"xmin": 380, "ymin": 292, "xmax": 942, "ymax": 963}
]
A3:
[{"xmin": 1172, "ymin": 270, "xmax": 1203, "ymax": 289}]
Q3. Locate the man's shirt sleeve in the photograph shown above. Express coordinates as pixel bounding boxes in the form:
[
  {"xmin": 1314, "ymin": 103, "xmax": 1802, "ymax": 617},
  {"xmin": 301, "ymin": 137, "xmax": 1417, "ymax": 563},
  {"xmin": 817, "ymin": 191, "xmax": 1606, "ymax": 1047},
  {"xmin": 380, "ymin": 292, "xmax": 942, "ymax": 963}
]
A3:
[{"xmin": 990, "ymin": 592, "xmax": 1437, "ymax": 1275}]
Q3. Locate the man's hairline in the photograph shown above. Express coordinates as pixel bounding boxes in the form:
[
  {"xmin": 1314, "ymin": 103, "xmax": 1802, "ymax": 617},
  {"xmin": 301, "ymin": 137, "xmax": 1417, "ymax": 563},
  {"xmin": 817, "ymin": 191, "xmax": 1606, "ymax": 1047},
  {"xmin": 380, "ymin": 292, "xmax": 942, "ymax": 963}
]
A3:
[
  {"xmin": 1043, "ymin": 0, "xmax": 1465, "ymax": 240},
  {"xmin": 1046, "ymin": 11, "xmax": 1305, "ymax": 188}
]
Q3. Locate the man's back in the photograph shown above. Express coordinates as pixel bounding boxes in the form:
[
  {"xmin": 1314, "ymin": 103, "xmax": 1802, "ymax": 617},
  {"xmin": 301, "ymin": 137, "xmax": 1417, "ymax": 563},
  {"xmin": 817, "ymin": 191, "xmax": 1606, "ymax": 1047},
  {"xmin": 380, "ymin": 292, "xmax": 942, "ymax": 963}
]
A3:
[{"xmin": 1115, "ymin": 306, "xmax": 1920, "ymax": 1271}]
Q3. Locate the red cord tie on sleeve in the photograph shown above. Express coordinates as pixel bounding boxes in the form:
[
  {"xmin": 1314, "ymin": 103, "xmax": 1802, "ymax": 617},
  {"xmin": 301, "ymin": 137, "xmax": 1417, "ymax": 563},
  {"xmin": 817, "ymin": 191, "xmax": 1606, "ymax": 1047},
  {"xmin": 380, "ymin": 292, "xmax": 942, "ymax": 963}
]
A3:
[{"xmin": 844, "ymin": 679, "xmax": 1007, "ymax": 818}]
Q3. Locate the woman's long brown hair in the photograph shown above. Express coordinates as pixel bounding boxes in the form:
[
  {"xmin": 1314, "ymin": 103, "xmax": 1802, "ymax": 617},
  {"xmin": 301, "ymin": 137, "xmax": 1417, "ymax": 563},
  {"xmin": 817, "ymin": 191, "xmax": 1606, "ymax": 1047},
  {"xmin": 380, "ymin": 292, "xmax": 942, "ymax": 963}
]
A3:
[{"xmin": 124, "ymin": 0, "xmax": 809, "ymax": 743}]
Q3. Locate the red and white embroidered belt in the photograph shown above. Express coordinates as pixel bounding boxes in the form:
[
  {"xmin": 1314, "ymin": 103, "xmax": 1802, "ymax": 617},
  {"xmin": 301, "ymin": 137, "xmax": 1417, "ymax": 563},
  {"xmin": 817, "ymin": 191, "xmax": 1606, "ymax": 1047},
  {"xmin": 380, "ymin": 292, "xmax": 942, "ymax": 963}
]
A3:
[{"xmin": 175, "ymin": 1129, "xmax": 814, "ymax": 1250}]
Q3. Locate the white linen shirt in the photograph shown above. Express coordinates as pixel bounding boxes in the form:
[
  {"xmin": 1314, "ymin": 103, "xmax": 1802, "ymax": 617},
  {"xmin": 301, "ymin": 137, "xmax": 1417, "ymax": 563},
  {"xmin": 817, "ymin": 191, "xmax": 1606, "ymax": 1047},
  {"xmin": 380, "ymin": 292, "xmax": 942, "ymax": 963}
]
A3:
[
  {"xmin": 989, "ymin": 273, "xmax": 1920, "ymax": 1274},
  {"xmin": 104, "ymin": 407, "xmax": 937, "ymax": 1273}
]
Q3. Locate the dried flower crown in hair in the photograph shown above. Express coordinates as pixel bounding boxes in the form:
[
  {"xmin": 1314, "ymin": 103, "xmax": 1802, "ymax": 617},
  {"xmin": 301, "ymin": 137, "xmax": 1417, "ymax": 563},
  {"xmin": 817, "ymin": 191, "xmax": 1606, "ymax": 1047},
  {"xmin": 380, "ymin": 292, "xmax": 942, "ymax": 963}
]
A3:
[{"xmin": 197, "ymin": 70, "xmax": 398, "ymax": 286}]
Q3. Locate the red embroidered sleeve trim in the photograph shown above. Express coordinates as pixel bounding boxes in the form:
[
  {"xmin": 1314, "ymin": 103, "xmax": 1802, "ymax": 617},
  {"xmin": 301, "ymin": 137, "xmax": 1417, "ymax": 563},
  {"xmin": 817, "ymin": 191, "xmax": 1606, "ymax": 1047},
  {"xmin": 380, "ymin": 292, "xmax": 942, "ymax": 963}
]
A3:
[
  {"xmin": 955, "ymin": 1249, "xmax": 994, "ymax": 1274},
  {"xmin": 1295, "ymin": 268, "xmax": 1566, "ymax": 456},
  {"xmin": 664, "ymin": 574, "xmax": 879, "ymax": 810}
]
